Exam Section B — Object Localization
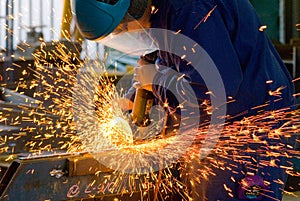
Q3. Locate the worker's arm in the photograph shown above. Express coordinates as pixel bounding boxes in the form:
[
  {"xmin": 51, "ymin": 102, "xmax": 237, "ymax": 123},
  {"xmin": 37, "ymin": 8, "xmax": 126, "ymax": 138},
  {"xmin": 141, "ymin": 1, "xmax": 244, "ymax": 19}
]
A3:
[{"xmin": 147, "ymin": 1, "xmax": 243, "ymax": 119}]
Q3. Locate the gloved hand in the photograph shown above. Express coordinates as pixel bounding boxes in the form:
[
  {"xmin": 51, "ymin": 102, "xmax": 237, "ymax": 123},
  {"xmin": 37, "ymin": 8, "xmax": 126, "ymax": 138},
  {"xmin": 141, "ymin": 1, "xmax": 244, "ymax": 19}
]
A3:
[
  {"xmin": 113, "ymin": 97, "xmax": 133, "ymax": 112},
  {"xmin": 133, "ymin": 58, "xmax": 159, "ymax": 91}
]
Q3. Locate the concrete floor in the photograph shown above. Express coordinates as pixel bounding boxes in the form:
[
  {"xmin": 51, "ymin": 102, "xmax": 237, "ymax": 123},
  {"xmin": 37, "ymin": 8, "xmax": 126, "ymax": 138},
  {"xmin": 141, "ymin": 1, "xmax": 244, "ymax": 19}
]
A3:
[{"xmin": 283, "ymin": 191, "xmax": 300, "ymax": 201}]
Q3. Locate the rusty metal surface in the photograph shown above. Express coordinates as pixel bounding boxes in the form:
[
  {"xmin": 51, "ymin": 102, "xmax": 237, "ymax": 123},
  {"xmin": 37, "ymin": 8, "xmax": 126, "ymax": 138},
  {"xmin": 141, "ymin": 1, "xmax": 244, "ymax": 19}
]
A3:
[{"xmin": 0, "ymin": 152, "xmax": 157, "ymax": 201}]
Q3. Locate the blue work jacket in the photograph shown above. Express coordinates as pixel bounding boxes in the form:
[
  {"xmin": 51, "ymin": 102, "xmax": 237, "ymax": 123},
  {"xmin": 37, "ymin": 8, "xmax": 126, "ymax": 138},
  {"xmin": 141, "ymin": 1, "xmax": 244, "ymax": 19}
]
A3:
[
  {"xmin": 150, "ymin": 0, "xmax": 295, "ymax": 120},
  {"xmin": 144, "ymin": 2, "xmax": 296, "ymax": 201}
]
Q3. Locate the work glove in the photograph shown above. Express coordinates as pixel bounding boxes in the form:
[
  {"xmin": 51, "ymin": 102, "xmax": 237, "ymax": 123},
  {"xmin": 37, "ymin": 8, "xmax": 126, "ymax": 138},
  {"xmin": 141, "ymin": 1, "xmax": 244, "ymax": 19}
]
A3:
[{"xmin": 133, "ymin": 58, "xmax": 159, "ymax": 91}]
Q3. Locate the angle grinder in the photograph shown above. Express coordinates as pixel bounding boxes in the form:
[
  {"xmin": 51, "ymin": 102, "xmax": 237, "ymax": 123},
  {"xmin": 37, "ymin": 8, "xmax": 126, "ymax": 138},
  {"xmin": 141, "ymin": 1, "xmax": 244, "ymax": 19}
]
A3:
[{"xmin": 131, "ymin": 51, "xmax": 158, "ymax": 127}]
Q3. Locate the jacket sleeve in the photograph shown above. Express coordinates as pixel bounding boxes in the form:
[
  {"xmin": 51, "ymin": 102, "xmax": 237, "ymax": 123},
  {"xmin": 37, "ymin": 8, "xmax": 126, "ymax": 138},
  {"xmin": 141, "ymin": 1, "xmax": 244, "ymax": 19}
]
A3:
[{"xmin": 151, "ymin": 0, "xmax": 243, "ymax": 113}]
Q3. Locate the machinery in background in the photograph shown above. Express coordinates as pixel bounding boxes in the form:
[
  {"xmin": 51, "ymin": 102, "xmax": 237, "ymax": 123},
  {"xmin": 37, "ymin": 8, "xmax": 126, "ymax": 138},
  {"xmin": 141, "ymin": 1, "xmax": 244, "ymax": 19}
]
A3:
[{"xmin": 274, "ymin": 40, "xmax": 300, "ymax": 93}]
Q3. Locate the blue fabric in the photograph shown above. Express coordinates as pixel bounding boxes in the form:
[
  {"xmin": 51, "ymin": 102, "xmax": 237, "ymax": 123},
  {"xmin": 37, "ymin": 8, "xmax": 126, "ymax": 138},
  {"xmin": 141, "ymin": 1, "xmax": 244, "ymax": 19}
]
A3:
[
  {"xmin": 150, "ymin": 0, "xmax": 295, "ymax": 117},
  {"xmin": 147, "ymin": 0, "xmax": 296, "ymax": 201}
]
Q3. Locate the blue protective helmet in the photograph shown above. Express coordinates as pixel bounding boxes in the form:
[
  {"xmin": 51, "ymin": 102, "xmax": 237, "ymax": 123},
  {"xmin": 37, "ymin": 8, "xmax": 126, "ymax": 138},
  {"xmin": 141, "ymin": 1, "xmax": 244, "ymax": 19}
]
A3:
[{"xmin": 72, "ymin": 0, "xmax": 149, "ymax": 40}]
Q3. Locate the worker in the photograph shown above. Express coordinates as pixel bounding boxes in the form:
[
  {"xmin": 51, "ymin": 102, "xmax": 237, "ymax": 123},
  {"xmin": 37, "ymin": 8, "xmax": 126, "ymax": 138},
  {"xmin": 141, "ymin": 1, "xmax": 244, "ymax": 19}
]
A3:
[{"xmin": 72, "ymin": 0, "xmax": 296, "ymax": 200}]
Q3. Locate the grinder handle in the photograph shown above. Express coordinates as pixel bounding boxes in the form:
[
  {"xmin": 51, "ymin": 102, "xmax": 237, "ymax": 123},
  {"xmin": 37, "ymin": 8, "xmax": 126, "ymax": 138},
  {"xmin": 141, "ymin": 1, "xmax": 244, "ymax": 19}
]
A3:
[{"xmin": 131, "ymin": 88, "xmax": 155, "ymax": 126}]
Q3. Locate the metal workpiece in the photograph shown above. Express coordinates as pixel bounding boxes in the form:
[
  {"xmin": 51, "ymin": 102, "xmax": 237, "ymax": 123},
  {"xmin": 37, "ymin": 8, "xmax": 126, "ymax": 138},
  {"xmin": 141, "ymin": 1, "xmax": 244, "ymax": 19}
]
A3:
[{"xmin": 0, "ymin": 152, "xmax": 158, "ymax": 201}]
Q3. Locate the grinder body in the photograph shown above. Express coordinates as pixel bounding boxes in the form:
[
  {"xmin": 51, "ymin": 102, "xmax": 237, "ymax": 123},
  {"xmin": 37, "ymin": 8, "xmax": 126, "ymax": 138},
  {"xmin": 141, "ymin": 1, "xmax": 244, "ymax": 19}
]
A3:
[
  {"xmin": 131, "ymin": 51, "xmax": 158, "ymax": 127},
  {"xmin": 131, "ymin": 88, "xmax": 155, "ymax": 126}
]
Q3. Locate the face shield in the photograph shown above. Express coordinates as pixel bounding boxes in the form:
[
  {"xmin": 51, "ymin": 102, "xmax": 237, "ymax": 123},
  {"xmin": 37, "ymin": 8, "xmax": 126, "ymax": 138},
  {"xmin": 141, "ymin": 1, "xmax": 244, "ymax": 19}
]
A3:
[
  {"xmin": 99, "ymin": 1, "xmax": 157, "ymax": 56},
  {"xmin": 99, "ymin": 20, "xmax": 158, "ymax": 56},
  {"xmin": 72, "ymin": 0, "xmax": 157, "ymax": 56}
]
